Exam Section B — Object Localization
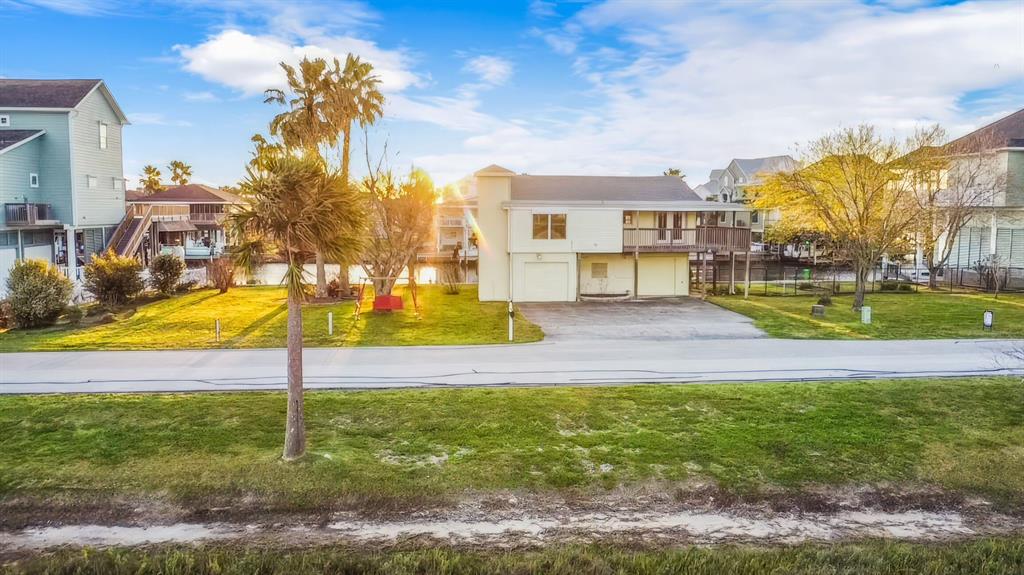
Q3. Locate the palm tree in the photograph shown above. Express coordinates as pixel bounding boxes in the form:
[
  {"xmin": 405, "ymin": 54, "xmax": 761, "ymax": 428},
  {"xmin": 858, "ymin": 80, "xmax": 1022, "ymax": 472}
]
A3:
[
  {"xmin": 265, "ymin": 58, "xmax": 338, "ymax": 297},
  {"xmin": 168, "ymin": 160, "xmax": 193, "ymax": 186},
  {"xmin": 332, "ymin": 54, "xmax": 385, "ymax": 185},
  {"xmin": 229, "ymin": 152, "xmax": 364, "ymax": 460},
  {"xmin": 140, "ymin": 165, "xmax": 163, "ymax": 194}
]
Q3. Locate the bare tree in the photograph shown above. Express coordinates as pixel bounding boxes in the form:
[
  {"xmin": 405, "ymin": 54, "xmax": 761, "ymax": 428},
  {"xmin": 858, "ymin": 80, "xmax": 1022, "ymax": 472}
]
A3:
[
  {"xmin": 912, "ymin": 129, "xmax": 1007, "ymax": 288},
  {"xmin": 359, "ymin": 145, "xmax": 437, "ymax": 296}
]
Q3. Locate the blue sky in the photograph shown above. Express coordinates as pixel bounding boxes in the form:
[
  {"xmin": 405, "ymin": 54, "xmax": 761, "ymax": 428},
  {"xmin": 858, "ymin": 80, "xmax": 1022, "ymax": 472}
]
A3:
[{"xmin": 2, "ymin": 0, "xmax": 1023, "ymax": 188}]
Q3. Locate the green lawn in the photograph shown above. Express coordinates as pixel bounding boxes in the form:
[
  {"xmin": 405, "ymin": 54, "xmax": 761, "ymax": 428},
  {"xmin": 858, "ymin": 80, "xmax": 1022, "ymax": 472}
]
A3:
[
  {"xmin": 7, "ymin": 539, "xmax": 1024, "ymax": 575},
  {"xmin": 0, "ymin": 284, "xmax": 543, "ymax": 351},
  {"xmin": 710, "ymin": 291, "xmax": 1024, "ymax": 339},
  {"xmin": 2, "ymin": 377, "xmax": 1022, "ymax": 513}
]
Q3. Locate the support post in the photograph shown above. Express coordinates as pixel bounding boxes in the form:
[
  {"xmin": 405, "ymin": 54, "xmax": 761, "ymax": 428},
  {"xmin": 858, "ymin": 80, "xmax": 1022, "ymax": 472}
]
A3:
[
  {"xmin": 507, "ymin": 300, "xmax": 514, "ymax": 342},
  {"xmin": 744, "ymin": 250, "xmax": 751, "ymax": 299},
  {"xmin": 729, "ymin": 251, "xmax": 736, "ymax": 295},
  {"xmin": 215, "ymin": 319, "xmax": 221, "ymax": 342},
  {"xmin": 328, "ymin": 311, "xmax": 334, "ymax": 336},
  {"xmin": 633, "ymin": 249, "xmax": 639, "ymax": 300}
]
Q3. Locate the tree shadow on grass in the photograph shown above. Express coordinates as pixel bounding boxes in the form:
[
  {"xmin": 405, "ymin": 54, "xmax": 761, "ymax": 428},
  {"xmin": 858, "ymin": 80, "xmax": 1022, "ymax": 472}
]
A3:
[{"xmin": 223, "ymin": 303, "xmax": 288, "ymax": 346}]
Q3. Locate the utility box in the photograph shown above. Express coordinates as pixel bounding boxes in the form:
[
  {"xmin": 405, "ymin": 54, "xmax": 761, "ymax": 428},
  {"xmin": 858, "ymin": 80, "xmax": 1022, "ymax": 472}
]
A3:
[
  {"xmin": 811, "ymin": 305, "xmax": 826, "ymax": 317},
  {"xmin": 861, "ymin": 306, "xmax": 872, "ymax": 324}
]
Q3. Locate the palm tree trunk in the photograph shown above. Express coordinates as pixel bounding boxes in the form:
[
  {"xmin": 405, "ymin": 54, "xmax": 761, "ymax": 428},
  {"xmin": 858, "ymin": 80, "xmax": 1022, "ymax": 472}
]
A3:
[
  {"xmin": 283, "ymin": 289, "xmax": 306, "ymax": 460},
  {"xmin": 315, "ymin": 251, "xmax": 327, "ymax": 298},
  {"xmin": 342, "ymin": 127, "xmax": 351, "ymax": 185}
]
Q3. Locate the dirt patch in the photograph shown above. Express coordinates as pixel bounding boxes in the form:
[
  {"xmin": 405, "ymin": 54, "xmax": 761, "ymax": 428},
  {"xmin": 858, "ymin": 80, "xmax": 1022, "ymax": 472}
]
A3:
[{"xmin": 2, "ymin": 482, "xmax": 1021, "ymax": 553}]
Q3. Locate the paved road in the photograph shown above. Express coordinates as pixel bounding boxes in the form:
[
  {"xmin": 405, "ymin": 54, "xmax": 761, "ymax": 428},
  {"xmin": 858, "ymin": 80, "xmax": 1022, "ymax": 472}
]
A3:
[
  {"xmin": 519, "ymin": 298, "xmax": 765, "ymax": 340},
  {"xmin": 2, "ymin": 338, "xmax": 1022, "ymax": 394}
]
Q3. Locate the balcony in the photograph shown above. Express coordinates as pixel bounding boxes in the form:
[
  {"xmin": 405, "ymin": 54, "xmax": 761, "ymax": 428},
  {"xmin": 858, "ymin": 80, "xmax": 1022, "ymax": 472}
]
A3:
[
  {"xmin": 623, "ymin": 227, "xmax": 752, "ymax": 253},
  {"xmin": 4, "ymin": 203, "xmax": 59, "ymax": 226},
  {"xmin": 440, "ymin": 216, "xmax": 465, "ymax": 227}
]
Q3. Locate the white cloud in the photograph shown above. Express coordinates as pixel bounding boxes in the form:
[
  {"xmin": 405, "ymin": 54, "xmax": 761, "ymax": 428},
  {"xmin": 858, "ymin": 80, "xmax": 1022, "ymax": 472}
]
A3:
[
  {"xmin": 529, "ymin": 0, "xmax": 557, "ymax": 18},
  {"xmin": 183, "ymin": 90, "xmax": 219, "ymax": 102},
  {"xmin": 175, "ymin": 29, "xmax": 421, "ymax": 96},
  {"xmin": 464, "ymin": 55, "xmax": 513, "ymax": 86},
  {"xmin": 129, "ymin": 112, "xmax": 192, "ymax": 127},
  {"xmin": 414, "ymin": 0, "xmax": 1024, "ymax": 185}
]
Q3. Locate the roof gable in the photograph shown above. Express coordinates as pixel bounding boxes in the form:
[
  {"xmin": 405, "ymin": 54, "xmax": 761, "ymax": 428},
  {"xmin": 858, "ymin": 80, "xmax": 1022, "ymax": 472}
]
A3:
[
  {"xmin": 948, "ymin": 108, "xmax": 1024, "ymax": 151},
  {"xmin": 0, "ymin": 129, "xmax": 46, "ymax": 154},
  {"xmin": 128, "ymin": 184, "xmax": 241, "ymax": 204},
  {"xmin": 0, "ymin": 79, "xmax": 128, "ymax": 124}
]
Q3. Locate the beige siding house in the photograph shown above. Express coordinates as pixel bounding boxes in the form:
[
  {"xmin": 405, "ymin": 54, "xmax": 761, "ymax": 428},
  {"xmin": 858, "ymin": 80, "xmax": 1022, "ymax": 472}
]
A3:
[{"xmin": 474, "ymin": 165, "xmax": 752, "ymax": 302}]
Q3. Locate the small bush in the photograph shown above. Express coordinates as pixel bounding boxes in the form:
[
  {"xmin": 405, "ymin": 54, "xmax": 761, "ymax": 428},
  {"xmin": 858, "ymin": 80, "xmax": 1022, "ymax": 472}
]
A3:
[
  {"xmin": 64, "ymin": 305, "xmax": 85, "ymax": 324},
  {"xmin": 6, "ymin": 259, "xmax": 74, "ymax": 327},
  {"xmin": 84, "ymin": 250, "xmax": 145, "ymax": 307},
  {"xmin": 326, "ymin": 278, "xmax": 343, "ymax": 298},
  {"xmin": 149, "ymin": 254, "xmax": 186, "ymax": 295},
  {"xmin": 0, "ymin": 299, "xmax": 12, "ymax": 329},
  {"xmin": 817, "ymin": 295, "xmax": 833, "ymax": 306},
  {"xmin": 440, "ymin": 261, "xmax": 461, "ymax": 295},
  {"xmin": 797, "ymin": 282, "xmax": 815, "ymax": 291},
  {"xmin": 880, "ymin": 280, "xmax": 899, "ymax": 291},
  {"xmin": 176, "ymin": 279, "xmax": 198, "ymax": 293},
  {"xmin": 207, "ymin": 258, "xmax": 236, "ymax": 293}
]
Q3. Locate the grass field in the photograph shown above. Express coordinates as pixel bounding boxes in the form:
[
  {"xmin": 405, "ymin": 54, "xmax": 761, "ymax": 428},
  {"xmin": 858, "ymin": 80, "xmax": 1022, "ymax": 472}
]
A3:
[
  {"xmin": 6, "ymin": 539, "xmax": 1024, "ymax": 575},
  {"xmin": 0, "ymin": 285, "xmax": 543, "ymax": 351},
  {"xmin": 709, "ymin": 290, "xmax": 1024, "ymax": 339},
  {"xmin": 2, "ymin": 377, "xmax": 1022, "ymax": 512}
]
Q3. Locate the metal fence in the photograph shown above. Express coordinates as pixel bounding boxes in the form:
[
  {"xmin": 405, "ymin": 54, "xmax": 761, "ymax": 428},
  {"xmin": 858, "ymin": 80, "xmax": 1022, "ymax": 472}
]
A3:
[{"xmin": 694, "ymin": 259, "xmax": 1024, "ymax": 295}]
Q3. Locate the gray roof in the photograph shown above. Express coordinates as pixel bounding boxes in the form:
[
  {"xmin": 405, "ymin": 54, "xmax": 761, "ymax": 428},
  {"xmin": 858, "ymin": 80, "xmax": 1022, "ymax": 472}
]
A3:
[
  {"xmin": 0, "ymin": 79, "xmax": 102, "ymax": 108},
  {"xmin": 510, "ymin": 175, "xmax": 700, "ymax": 202},
  {"xmin": 948, "ymin": 108, "xmax": 1024, "ymax": 150},
  {"xmin": 730, "ymin": 155, "xmax": 798, "ymax": 180},
  {"xmin": 0, "ymin": 129, "xmax": 45, "ymax": 153}
]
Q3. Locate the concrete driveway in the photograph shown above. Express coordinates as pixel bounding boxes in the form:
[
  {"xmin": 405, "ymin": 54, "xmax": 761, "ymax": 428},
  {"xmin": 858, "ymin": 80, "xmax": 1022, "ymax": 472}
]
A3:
[{"xmin": 518, "ymin": 298, "xmax": 766, "ymax": 341}]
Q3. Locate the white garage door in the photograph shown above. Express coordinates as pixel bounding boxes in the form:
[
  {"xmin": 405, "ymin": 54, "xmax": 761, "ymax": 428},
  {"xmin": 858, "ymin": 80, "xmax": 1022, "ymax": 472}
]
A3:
[
  {"xmin": 0, "ymin": 248, "xmax": 16, "ymax": 297},
  {"xmin": 522, "ymin": 261, "xmax": 570, "ymax": 301}
]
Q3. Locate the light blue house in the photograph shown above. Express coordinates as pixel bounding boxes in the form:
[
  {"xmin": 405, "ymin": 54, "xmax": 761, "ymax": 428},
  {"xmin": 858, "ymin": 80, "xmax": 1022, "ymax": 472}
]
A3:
[{"xmin": 0, "ymin": 79, "xmax": 129, "ymax": 290}]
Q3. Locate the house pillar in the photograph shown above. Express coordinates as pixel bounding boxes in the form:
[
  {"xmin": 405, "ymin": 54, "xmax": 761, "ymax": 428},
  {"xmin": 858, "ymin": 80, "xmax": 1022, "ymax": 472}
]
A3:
[
  {"xmin": 744, "ymin": 250, "xmax": 751, "ymax": 299},
  {"xmin": 65, "ymin": 227, "xmax": 80, "ymax": 281},
  {"xmin": 989, "ymin": 212, "xmax": 998, "ymax": 256},
  {"xmin": 729, "ymin": 251, "xmax": 736, "ymax": 295}
]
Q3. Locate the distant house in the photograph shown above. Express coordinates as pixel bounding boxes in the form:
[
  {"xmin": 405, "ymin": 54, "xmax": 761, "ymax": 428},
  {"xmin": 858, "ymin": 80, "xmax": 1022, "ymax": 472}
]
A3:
[
  {"xmin": 473, "ymin": 165, "xmax": 752, "ymax": 302},
  {"xmin": 122, "ymin": 184, "xmax": 242, "ymax": 263},
  {"xmin": 0, "ymin": 79, "xmax": 129, "ymax": 289},
  {"xmin": 942, "ymin": 108, "xmax": 1024, "ymax": 270},
  {"xmin": 419, "ymin": 178, "xmax": 479, "ymax": 279},
  {"xmin": 694, "ymin": 155, "xmax": 798, "ymax": 246}
]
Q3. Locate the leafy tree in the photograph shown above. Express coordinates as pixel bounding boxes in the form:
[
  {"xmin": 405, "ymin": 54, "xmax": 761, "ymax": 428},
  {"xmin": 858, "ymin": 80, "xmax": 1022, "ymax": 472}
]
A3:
[
  {"xmin": 360, "ymin": 165, "xmax": 437, "ymax": 296},
  {"xmin": 228, "ymin": 152, "xmax": 365, "ymax": 460},
  {"xmin": 84, "ymin": 250, "xmax": 145, "ymax": 307},
  {"xmin": 148, "ymin": 253, "xmax": 186, "ymax": 295},
  {"xmin": 167, "ymin": 160, "xmax": 193, "ymax": 186},
  {"xmin": 140, "ymin": 165, "xmax": 163, "ymax": 195},
  {"xmin": 5, "ymin": 259, "xmax": 73, "ymax": 327},
  {"xmin": 663, "ymin": 168, "xmax": 686, "ymax": 179},
  {"xmin": 750, "ymin": 125, "xmax": 942, "ymax": 310}
]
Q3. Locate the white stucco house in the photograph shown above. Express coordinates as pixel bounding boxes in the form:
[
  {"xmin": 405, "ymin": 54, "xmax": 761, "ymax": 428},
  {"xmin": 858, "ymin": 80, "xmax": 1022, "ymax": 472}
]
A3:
[{"xmin": 473, "ymin": 165, "xmax": 753, "ymax": 302}]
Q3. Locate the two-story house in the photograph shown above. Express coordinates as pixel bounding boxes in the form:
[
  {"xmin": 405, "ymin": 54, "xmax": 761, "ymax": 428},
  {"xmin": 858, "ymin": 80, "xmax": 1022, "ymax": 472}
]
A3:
[
  {"xmin": 0, "ymin": 79, "xmax": 129, "ymax": 289},
  {"xmin": 419, "ymin": 178, "xmax": 480, "ymax": 281},
  {"xmin": 944, "ymin": 108, "xmax": 1024, "ymax": 270},
  {"xmin": 694, "ymin": 155, "xmax": 798, "ymax": 246},
  {"xmin": 474, "ymin": 165, "xmax": 752, "ymax": 302},
  {"xmin": 122, "ymin": 184, "xmax": 242, "ymax": 265}
]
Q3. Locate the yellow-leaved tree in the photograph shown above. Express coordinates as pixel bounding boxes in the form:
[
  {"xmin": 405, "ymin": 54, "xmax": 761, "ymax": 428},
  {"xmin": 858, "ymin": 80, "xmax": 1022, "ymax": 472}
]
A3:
[{"xmin": 749, "ymin": 125, "xmax": 941, "ymax": 310}]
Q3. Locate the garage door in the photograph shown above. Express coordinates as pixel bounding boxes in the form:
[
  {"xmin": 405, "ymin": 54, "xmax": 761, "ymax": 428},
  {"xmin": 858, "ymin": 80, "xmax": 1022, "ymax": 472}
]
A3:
[
  {"xmin": 638, "ymin": 256, "xmax": 688, "ymax": 296},
  {"xmin": 522, "ymin": 261, "xmax": 569, "ymax": 301}
]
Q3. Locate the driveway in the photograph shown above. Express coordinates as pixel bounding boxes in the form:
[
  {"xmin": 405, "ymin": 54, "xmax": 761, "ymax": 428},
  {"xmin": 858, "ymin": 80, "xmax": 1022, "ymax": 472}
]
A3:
[{"xmin": 518, "ymin": 298, "xmax": 765, "ymax": 341}]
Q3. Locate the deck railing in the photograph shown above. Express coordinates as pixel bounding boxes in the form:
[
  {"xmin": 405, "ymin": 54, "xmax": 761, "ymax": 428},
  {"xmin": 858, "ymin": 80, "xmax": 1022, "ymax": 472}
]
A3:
[
  {"xmin": 623, "ymin": 227, "xmax": 752, "ymax": 253},
  {"xmin": 4, "ymin": 203, "xmax": 58, "ymax": 226}
]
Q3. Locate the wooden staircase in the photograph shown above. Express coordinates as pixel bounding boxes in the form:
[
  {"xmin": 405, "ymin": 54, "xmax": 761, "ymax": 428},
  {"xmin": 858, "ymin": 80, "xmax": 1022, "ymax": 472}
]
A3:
[{"xmin": 107, "ymin": 205, "xmax": 152, "ymax": 257}]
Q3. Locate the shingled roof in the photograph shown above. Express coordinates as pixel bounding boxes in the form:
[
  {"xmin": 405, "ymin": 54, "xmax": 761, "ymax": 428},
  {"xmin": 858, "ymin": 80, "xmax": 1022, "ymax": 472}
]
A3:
[
  {"xmin": 948, "ymin": 108, "xmax": 1024, "ymax": 151},
  {"xmin": 0, "ymin": 79, "xmax": 102, "ymax": 108},
  {"xmin": 128, "ymin": 184, "xmax": 241, "ymax": 204},
  {"xmin": 510, "ymin": 175, "xmax": 701, "ymax": 202}
]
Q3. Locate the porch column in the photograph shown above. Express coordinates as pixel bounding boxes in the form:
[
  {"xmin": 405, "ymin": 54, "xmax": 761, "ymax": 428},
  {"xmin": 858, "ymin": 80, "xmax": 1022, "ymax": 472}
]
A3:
[
  {"xmin": 729, "ymin": 251, "xmax": 736, "ymax": 295},
  {"xmin": 744, "ymin": 250, "xmax": 751, "ymax": 299},
  {"xmin": 989, "ymin": 212, "xmax": 998, "ymax": 256},
  {"xmin": 633, "ymin": 249, "xmax": 639, "ymax": 300},
  {"xmin": 65, "ymin": 227, "xmax": 80, "ymax": 281}
]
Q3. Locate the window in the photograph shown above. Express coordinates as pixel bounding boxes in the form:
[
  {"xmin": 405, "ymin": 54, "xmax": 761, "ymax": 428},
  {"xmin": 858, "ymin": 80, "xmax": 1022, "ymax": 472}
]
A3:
[
  {"xmin": 623, "ymin": 212, "xmax": 633, "ymax": 226},
  {"xmin": 531, "ymin": 213, "xmax": 567, "ymax": 240},
  {"xmin": 29, "ymin": 173, "xmax": 39, "ymax": 188},
  {"xmin": 113, "ymin": 178, "xmax": 123, "ymax": 191},
  {"xmin": 99, "ymin": 123, "xmax": 108, "ymax": 149},
  {"xmin": 751, "ymin": 211, "xmax": 759, "ymax": 224},
  {"xmin": 86, "ymin": 175, "xmax": 97, "ymax": 189},
  {"xmin": 0, "ymin": 115, "xmax": 9, "ymax": 127},
  {"xmin": 591, "ymin": 262, "xmax": 608, "ymax": 279}
]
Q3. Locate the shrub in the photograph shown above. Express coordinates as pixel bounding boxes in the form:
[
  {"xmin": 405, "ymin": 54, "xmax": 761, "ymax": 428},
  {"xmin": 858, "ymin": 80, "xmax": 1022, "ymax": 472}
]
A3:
[
  {"xmin": 83, "ymin": 250, "xmax": 145, "ymax": 307},
  {"xmin": 797, "ymin": 282, "xmax": 815, "ymax": 291},
  {"xmin": 64, "ymin": 305, "xmax": 85, "ymax": 324},
  {"xmin": 207, "ymin": 258, "xmax": 236, "ymax": 293},
  {"xmin": 5, "ymin": 259, "xmax": 73, "ymax": 327},
  {"xmin": 880, "ymin": 280, "xmax": 899, "ymax": 291},
  {"xmin": 817, "ymin": 294, "xmax": 833, "ymax": 306},
  {"xmin": 0, "ymin": 299, "xmax": 12, "ymax": 329},
  {"xmin": 149, "ymin": 254, "xmax": 186, "ymax": 295},
  {"xmin": 326, "ymin": 278, "xmax": 343, "ymax": 298},
  {"xmin": 176, "ymin": 279, "xmax": 198, "ymax": 293}
]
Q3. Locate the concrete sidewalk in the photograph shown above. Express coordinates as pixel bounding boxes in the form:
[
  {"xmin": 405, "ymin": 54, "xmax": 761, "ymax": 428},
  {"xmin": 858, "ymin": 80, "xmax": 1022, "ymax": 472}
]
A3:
[{"xmin": 2, "ymin": 338, "xmax": 1022, "ymax": 394}]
